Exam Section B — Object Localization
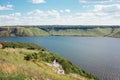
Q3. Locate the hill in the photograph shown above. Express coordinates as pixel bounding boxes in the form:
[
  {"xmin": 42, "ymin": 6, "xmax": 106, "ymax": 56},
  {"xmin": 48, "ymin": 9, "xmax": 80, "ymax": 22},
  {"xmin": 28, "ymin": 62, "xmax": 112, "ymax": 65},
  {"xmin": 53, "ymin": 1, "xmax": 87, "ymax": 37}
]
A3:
[
  {"xmin": 0, "ymin": 42, "xmax": 98, "ymax": 80},
  {"xmin": 0, "ymin": 25, "xmax": 120, "ymax": 38}
]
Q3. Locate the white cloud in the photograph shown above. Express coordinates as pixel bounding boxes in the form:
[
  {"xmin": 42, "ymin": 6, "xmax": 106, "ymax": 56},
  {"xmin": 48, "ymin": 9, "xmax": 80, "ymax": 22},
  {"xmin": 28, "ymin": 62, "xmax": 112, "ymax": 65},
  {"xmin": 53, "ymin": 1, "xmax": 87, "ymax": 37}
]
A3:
[
  {"xmin": 60, "ymin": 10, "xmax": 64, "ymax": 13},
  {"xmin": 65, "ymin": 9, "xmax": 71, "ymax": 13},
  {"xmin": 47, "ymin": 10, "xmax": 60, "ymax": 18},
  {"xmin": 0, "ymin": 4, "xmax": 13, "ymax": 10},
  {"xmin": 27, "ymin": 9, "xmax": 47, "ymax": 17},
  {"xmin": 59, "ymin": 9, "xmax": 71, "ymax": 13},
  {"xmin": 79, "ymin": 0, "xmax": 119, "ymax": 2},
  {"xmin": 0, "ymin": 9, "xmax": 120, "ymax": 26},
  {"xmin": 27, "ymin": 9, "xmax": 60, "ymax": 18},
  {"xmin": 27, "ymin": 9, "xmax": 72, "ymax": 19},
  {"xmin": 0, "ymin": 13, "xmax": 21, "ymax": 26},
  {"xmin": 9, "ymin": 13, "xmax": 21, "ymax": 16},
  {"xmin": 74, "ymin": 10, "xmax": 120, "ymax": 25},
  {"xmin": 79, "ymin": 0, "xmax": 109, "ymax": 3},
  {"xmin": 94, "ymin": 4, "xmax": 120, "ymax": 13},
  {"xmin": 79, "ymin": 0, "xmax": 120, "ymax": 3},
  {"xmin": 80, "ymin": 0, "xmax": 110, "ymax": 1},
  {"xmin": 31, "ymin": 0, "xmax": 46, "ymax": 4}
]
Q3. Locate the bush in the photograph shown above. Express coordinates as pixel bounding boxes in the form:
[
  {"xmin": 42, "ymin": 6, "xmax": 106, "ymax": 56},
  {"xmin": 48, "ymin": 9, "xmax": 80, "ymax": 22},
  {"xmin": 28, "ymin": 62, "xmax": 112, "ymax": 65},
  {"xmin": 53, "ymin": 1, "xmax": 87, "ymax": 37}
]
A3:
[
  {"xmin": 1, "ymin": 42, "xmax": 44, "ymax": 50},
  {"xmin": 30, "ymin": 52, "xmax": 98, "ymax": 79},
  {"xmin": 24, "ymin": 53, "xmax": 39, "ymax": 61}
]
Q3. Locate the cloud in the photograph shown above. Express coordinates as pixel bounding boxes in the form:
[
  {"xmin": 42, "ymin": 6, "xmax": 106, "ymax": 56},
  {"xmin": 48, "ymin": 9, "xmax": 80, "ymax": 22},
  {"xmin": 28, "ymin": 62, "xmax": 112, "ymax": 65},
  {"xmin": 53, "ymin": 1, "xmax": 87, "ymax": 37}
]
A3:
[
  {"xmin": 65, "ymin": 9, "xmax": 71, "ymax": 13},
  {"xmin": 27, "ymin": 9, "xmax": 71, "ymax": 19},
  {"xmin": 60, "ymin": 10, "xmax": 64, "ymax": 13},
  {"xmin": 80, "ymin": 0, "xmax": 110, "ymax": 1},
  {"xmin": 0, "ymin": 4, "xmax": 13, "ymax": 10},
  {"xmin": 27, "ymin": 9, "xmax": 47, "ymax": 17},
  {"xmin": 31, "ymin": 0, "xmax": 46, "ymax": 4},
  {"xmin": 27, "ymin": 9, "xmax": 60, "ymax": 18},
  {"xmin": 79, "ymin": 0, "xmax": 120, "ymax": 3},
  {"xmin": 9, "ymin": 13, "xmax": 21, "ymax": 16},
  {"xmin": 0, "ymin": 13, "xmax": 22, "ymax": 26},
  {"xmin": 74, "ymin": 12, "xmax": 120, "ymax": 25},
  {"xmin": 79, "ymin": 0, "xmax": 109, "ymax": 3},
  {"xmin": 47, "ymin": 10, "xmax": 60, "ymax": 18},
  {"xmin": 0, "ymin": 9, "xmax": 120, "ymax": 26},
  {"xmin": 0, "ymin": 13, "xmax": 21, "ymax": 21},
  {"xmin": 94, "ymin": 4, "xmax": 120, "ymax": 13}
]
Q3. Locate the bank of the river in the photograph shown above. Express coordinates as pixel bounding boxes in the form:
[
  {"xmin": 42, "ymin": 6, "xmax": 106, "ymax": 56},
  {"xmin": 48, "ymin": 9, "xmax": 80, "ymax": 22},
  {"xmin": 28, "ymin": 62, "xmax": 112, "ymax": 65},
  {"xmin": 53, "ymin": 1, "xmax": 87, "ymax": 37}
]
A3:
[
  {"xmin": 0, "ymin": 26, "xmax": 120, "ymax": 38},
  {"xmin": 0, "ymin": 36, "xmax": 120, "ymax": 80},
  {"xmin": 0, "ymin": 42, "xmax": 98, "ymax": 80}
]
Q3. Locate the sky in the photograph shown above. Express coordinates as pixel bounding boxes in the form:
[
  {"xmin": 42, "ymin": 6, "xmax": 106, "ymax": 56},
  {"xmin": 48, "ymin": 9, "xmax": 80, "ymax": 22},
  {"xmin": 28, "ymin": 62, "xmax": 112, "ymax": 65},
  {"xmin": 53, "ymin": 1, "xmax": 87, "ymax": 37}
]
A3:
[{"xmin": 0, "ymin": 0, "xmax": 120, "ymax": 26}]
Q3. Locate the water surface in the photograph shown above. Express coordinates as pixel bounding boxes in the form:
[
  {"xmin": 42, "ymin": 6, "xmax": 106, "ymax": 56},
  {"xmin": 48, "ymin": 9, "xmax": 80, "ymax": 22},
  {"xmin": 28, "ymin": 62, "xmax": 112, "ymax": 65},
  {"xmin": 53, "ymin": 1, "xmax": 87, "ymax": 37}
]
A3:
[{"xmin": 0, "ymin": 36, "xmax": 120, "ymax": 80}]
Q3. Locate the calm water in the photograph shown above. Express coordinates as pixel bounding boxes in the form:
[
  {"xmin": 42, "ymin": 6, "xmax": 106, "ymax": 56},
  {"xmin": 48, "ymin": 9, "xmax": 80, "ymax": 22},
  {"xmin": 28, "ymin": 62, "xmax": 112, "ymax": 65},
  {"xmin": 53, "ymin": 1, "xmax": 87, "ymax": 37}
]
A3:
[{"xmin": 0, "ymin": 36, "xmax": 120, "ymax": 80}]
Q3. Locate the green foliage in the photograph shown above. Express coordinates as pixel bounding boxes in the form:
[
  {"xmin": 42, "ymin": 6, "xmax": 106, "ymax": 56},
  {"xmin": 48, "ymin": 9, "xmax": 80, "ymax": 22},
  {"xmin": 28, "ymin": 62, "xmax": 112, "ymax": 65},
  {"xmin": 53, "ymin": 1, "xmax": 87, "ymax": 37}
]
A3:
[
  {"xmin": 1, "ymin": 42, "xmax": 98, "ymax": 80},
  {"xmin": 24, "ymin": 52, "xmax": 98, "ymax": 79},
  {"xmin": 24, "ymin": 53, "xmax": 39, "ymax": 61},
  {"xmin": 0, "ymin": 27, "xmax": 49, "ymax": 37},
  {"xmin": 1, "ymin": 42, "xmax": 44, "ymax": 50},
  {"xmin": 28, "ymin": 27, "xmax": 49, "ymax": 36},
  {"xmin": 0, "ymin": 26, "xmax": 120, "ymax": 37}
]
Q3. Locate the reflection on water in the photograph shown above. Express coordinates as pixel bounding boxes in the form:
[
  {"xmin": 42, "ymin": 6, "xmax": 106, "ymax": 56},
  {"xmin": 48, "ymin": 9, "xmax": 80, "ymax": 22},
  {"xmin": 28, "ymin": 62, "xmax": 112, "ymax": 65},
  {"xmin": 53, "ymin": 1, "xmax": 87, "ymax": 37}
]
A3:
[{"xmin": 0, "ymin": 36, "xmax": 120, "ymax": 80}]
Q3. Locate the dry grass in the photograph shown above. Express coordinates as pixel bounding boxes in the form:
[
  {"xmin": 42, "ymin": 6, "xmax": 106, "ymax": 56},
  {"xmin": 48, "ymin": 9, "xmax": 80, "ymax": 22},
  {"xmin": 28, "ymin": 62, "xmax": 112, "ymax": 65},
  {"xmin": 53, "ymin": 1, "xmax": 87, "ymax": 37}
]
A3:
[
  {"xmin": 1, "ymin": 63, "xmax": 18, "ymax": 74},
  {"xmin": 3, "ymin": 48, "xmax": 39, "ymax": 54},
  {"xmin": 0, "ymin": 48, "xmax": 94, "ymax": 80}
]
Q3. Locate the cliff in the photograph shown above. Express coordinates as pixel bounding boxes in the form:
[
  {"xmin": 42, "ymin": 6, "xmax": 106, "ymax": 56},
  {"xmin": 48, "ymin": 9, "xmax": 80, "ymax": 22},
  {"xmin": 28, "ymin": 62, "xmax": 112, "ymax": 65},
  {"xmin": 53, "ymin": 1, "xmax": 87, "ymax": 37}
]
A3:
[{"xmin": 0, "ymin": 25, "xmax": 120, "ymax": 38}]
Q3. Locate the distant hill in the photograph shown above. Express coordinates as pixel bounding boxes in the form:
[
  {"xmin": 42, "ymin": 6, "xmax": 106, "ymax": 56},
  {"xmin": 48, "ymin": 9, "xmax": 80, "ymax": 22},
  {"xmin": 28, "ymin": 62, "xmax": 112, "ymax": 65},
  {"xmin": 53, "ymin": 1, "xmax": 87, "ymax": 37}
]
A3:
[
  {"xmin": 0, "ymin": 42, "xmax": 98, "ymax": 80},
  {"xmin": 0, "ymin": 25, "xmax": 120, "ymax": 38}
]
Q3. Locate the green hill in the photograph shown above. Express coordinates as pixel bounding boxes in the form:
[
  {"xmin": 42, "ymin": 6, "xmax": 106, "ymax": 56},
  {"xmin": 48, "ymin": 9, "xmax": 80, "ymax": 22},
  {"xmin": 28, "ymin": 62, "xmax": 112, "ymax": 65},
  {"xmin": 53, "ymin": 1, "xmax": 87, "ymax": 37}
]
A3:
[
  {"xmin": 0, "ymin": 27, "xmax": 49, "ymax": 37},
  {"xmin": 0, "ymin": 26, "xmax": 120, "ymax": 38},
  {"xmin": 0, "ymin": 42, "xmax": 98, "ymax": 80}
]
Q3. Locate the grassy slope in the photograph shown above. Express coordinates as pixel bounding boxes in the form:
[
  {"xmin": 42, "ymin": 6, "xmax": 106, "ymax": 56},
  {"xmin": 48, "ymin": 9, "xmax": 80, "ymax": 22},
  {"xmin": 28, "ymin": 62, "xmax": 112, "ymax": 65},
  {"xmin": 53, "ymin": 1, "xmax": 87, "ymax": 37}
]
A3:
[
  {"xmin": 0, "ymin": 26, "xmax": 120, "ymax": 37},
  {"xmin": 109, "ymin": 28, "xmax": 120, "ymax": 38},
  {"xmin": 0, "ymin": 27, "xmax": 49, "ymax": 37},
  {"xmin": 49, "ymin": 28, "xmax": 112, "ymax": 37},
  {"xmin": 0, "ymin": 42, "xmax": 98, "ymax": 80}
]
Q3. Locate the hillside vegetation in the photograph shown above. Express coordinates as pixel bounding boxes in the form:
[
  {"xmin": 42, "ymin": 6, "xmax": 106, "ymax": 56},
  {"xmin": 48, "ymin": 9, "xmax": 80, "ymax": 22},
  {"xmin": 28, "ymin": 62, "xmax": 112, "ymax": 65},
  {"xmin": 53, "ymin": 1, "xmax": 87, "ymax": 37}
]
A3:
[
  {"xmin": 0, "ymin": 42, "xmax": 98, "ymax": 80},
  {"xmin": 0, "ymin": 27, "xmax": 49, "ymax": 37},
  {"xmin": 0, "ymin": 26, "xmax": 120, "ymax": 37}
]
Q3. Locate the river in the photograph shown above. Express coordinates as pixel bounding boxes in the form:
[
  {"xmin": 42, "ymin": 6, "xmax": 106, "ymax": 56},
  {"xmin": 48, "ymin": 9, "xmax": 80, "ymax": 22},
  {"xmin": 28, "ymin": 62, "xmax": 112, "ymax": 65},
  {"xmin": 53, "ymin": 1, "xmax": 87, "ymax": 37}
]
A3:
[{"xmin": 0, "ymin": 36, "xmax": 120, "ymax": 80}]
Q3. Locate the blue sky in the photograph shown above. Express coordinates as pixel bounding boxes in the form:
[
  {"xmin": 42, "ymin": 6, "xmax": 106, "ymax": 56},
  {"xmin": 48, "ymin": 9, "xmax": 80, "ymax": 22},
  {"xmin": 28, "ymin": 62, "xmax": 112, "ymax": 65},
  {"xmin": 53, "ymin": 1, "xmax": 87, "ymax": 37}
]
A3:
[{"xmin": 0, "ymin": 0, "xmax": 120, "ymax": 25}]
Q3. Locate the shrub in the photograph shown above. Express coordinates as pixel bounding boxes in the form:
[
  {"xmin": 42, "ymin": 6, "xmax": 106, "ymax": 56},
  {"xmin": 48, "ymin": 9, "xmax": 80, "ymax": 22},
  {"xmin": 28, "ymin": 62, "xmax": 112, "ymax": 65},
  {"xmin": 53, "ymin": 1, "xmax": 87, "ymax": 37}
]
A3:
[
  {"xmin": 30, "ymin": 52, "xmax": 98, "ymax": 79},
  {"xmin": 24, "ymin": 53, "xmax": 39, "ymax": 61},
  {"xmin": 1, "ymin": 42, "xmax": 44, "ymax": 50}
]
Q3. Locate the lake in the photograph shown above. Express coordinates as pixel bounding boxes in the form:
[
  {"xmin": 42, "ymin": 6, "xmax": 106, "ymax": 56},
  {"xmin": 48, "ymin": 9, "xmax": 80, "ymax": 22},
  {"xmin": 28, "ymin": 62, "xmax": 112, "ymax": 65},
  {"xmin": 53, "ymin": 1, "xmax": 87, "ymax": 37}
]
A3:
[{"xmin": 0, "ymin": 36, "xmax": 120, "ymax": 80}]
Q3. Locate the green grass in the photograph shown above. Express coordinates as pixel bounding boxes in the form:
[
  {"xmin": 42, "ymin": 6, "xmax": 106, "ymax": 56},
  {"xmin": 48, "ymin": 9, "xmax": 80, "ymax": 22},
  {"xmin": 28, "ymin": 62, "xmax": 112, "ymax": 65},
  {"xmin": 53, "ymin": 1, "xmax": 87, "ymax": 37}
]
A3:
[
  {"xmin": 0, "ymin": 27, "xmax": 49, "ymax": 37},
  {"xmin": 49, "ymin": 28, "xmax": 112, "ymax": 36},
  {"xmin": 1, "ymin": 42, "xmax": 45, "ymax": 50},
  {"xmin": 0, "ymin": 26, "xmax": 120, "ymax": 37},
  {"xmin": 0, "ymin": 42, "xmax": 98, "ymax": 80},
  {"xmin": 0, "ymin": 71, "xmax": 28, "ymax": 80}
]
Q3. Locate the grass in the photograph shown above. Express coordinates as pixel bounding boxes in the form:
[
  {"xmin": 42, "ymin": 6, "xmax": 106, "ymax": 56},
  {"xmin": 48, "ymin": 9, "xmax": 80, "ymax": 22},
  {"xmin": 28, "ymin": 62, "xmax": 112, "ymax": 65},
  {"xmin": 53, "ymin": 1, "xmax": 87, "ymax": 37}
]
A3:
[
  {"xmin": 0, "ymin": 42, "xmax": 98, "ymax": 80},
  {"xmin": 0, "ymin": 26, "xmax": 120, "ymax": 37},
  {"xmin": 1, "ymin": 42, "xmax": 45, "ymax": 50},
  {"xmin": 0, "ymin": 48, "xmax": 90, "ymax": 80},
  {"xmin": 0, "ymin": 27, "xmax": 49, "ymax": 37}
]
